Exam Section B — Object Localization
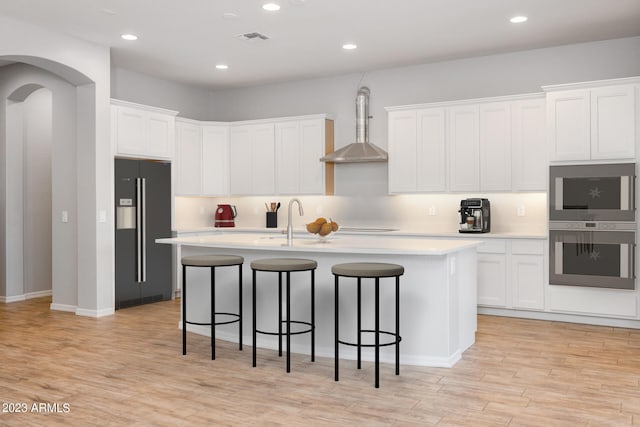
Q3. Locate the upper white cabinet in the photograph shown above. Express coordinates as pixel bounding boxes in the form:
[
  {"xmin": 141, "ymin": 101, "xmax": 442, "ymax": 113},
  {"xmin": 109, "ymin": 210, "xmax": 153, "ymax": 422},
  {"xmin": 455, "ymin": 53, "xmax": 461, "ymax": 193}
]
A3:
[
  {"xmin": 275, "ymin": 117, "xmax": 334, "ymax": 195},
  {"xmin": 511, "ymin": 98, "xmax": 547, "ymax": 191},
  {"xmin": 175, "ymin": 120, "xmax": 229, "ymax": 196},
  {"xmin": 229, "ymin": 123, "xmax": 276, "ymax": 195},
  {"xmin": 545, "ymin": 78, "xmax": 638, "ymax": 161},
  {"xmin": 479, "ymin": 102, "xmax": 511, "ymax": 191},
  {"xmin": 111, "ymin": 99, "xmax": 177, "ymax": 160},
  {"xmin": 388, "ymin": 108, "xmax": 447, "ymax": 193},
  {"xmin": 387, "ymin": 94, "xmax": 546, "ymax": 193},
  {"xmin": 448, "ymin": 105, "xmax": 480, "ymax": 192}
]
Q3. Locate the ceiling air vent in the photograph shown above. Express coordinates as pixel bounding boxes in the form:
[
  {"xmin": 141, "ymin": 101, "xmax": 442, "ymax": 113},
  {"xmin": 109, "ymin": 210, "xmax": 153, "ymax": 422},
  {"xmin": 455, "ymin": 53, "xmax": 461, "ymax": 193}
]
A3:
[{"xmin": 236, "ymin": 32, "xmax": 270, "ymax": 42}]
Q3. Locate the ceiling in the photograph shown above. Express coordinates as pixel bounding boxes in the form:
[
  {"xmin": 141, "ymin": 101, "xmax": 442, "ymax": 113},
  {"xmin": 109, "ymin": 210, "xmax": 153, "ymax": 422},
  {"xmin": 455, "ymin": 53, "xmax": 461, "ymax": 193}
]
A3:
[{"xmin": 1, "ymin": 0, "xmax": 639, "ymax": 90}]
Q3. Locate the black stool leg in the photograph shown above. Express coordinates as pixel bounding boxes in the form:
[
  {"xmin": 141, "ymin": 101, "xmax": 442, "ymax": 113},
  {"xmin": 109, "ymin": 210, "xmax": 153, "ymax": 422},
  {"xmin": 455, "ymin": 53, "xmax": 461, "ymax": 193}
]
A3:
[
  {"xmin": 238, "ymin": 264, "xmax": 243, "ymax": 351},
  {"xmin": 334, "ymin": 274, "xmax": 339, "ymax": 382},
  {"xmin": 252, "ymin": 269, "xmax": 257, "ymax": 367},
  {"xmin": 357, "ymin": 277, "xmax": 362, "ymax": 369},
  {"xmin": 396, "ymin": 275, "xmax": 400, "ymax": 376},
  {"xmin": 278, "ymin": 272, "xmax": 283, "ymax": 357},
  {"xmin": 375, "ymin": 277, "xmax": 380, "ymax": 389},
  {"xmin": 211, "ymin": 266, "xmax": 216, "ymax": 360},
  {"xmin": 182, "ymin": 264, "xmax": 187, "ymax": 355},
  {"xmin": 311, "ymin": 269, "xmax": 315, "ymax": 362},
  {"xmin": 286, "ymin": 271, "xmax": 291, "ymax": 373}
]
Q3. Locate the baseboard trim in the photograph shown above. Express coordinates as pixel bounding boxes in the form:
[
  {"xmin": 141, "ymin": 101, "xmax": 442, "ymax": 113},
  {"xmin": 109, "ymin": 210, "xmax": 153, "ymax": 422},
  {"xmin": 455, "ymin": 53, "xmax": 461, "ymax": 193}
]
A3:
[
  {"xmin": 478, "ymin": 307, "xmax": 640, "ymax": 329},
  {"xmin": 50, "ymin": 303, "xmax": 77, "ymax": 313},
  {"xmin": 75, "ymin": 307, "xmax": 115, "ymax": 318},
  {"xmin": 1, "ymin": 290, "xmax": 52, "ymax": 303}
]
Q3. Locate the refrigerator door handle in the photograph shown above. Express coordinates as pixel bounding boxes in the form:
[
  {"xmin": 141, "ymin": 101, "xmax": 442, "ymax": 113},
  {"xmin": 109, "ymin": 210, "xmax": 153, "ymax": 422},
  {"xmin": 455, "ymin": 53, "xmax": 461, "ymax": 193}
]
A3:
[
  {"xmin": 141, "ymin": 177, "xmax": 147, "ymax": 283},
  {"xmin": 135, "ymin": 177, "xmax": 146, "ymax": 283}
]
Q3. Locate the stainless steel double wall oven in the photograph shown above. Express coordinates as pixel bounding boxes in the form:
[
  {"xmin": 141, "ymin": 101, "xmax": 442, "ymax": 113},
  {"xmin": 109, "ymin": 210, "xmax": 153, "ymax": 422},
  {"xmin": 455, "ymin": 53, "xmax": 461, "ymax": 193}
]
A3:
[{"xmin": 549, "ymin": 163, "xmax": 636, "ymax": 289}]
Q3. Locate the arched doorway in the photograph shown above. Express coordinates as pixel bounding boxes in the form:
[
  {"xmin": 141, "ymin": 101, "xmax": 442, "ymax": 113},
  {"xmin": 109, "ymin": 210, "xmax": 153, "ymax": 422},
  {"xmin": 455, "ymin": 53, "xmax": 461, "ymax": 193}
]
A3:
[{"xmin": 5, "ymin": 85, "xmax": 53, "ymax": 301}]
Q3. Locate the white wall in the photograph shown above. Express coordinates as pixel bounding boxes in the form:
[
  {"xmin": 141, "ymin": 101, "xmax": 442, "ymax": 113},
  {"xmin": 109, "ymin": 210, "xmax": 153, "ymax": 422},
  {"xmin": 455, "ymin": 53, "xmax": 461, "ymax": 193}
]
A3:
[
  {"xmin": 111, "ymin": 67, "xmax": 211, "ymax": 120},
  {"xmin": 0, "ymin": 14, "xmax": 112, "ymax": 316},
  {"xmin": 22, "ymin": 88, "xmax": 52, "ymax": 295}
]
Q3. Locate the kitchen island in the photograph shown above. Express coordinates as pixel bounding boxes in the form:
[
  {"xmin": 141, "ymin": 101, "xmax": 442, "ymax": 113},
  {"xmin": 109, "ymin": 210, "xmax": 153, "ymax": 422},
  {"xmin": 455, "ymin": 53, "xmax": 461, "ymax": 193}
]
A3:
[{"xmin": 157, "ymin": 233, "xmax": 481, "ymax": 367}]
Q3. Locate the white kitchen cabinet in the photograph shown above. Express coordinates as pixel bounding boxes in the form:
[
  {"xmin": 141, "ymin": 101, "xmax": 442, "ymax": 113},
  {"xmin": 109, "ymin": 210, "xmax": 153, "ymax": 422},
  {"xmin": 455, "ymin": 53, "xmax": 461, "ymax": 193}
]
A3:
[
  {"xmin": 510, "ymin": 240, "xmax": 545, "ymax": 310},
  {"xmin": 111, "ymin": 99, "xmax": 177, "ymax": 160},
  {"xmin": 545, "ymin": 79, "xmax": 638, "ymax": 161},
  {"xmin": 447, "ymin": 105, "xmax": 480, "ymax": 192},
  {"xmin": 388, "ymin": 110, "xmax": 418, "ymax": 193},
  {"xmin": 202, "ymin": 125, "xmax": 229, "ymax": 196},
  {"xmin": 229, "ymin": 123, "xmax": 276, "ymax": 195},
  {"xmin": 175, "ymin": 121, "xmax": 202, "ymax": 195},
  {"xmin": 511, "ymin": 97, "xmax": 547, "ymax": 191},
  {"xmin": 590, "ymin": 85, "xmax": 635, "ymax": 160},
  {"xmin": 477, "ymin": 240, "xmax": 507, "ymax": 307},
  {"xmin": 276, "ymin": 118, "xmax": 334, "ymax": 195},
  {"xmin": 479, "ymin": 102, "xmax": 511, "ymax": 191}
]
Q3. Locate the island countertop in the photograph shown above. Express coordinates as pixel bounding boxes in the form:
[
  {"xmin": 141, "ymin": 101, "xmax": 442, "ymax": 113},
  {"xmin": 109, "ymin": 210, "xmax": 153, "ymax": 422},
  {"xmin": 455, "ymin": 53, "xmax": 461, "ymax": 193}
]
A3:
[{"xmin": 156, "ymin": 233, "xmax": 482, "ymax": 256}]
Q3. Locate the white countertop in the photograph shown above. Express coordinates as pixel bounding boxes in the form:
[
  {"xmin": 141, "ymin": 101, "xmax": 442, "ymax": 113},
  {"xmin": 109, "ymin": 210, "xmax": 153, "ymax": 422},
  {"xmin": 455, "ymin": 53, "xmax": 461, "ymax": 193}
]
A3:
[
  {"xmin": 174, "ymin": 226, "xmax": 547, "ymax": 240},
  {"xmin": 157, "ymin": 233, "xmax": 482, "ymax": 256}
]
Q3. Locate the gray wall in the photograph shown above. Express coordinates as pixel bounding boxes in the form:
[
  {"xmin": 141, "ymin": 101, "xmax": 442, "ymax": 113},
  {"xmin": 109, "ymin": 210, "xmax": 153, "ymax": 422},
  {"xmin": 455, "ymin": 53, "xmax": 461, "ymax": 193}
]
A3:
[{"xmin": 111, "ymin": 67, "xmax": 211, "ymax": 120}]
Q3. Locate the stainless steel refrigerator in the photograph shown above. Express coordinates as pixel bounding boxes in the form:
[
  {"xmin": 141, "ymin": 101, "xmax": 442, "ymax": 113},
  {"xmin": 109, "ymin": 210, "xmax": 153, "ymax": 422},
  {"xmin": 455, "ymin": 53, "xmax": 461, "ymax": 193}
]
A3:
[{"xmin": 115, "ymin": 159, "xmax": 172, "ymax": 309}]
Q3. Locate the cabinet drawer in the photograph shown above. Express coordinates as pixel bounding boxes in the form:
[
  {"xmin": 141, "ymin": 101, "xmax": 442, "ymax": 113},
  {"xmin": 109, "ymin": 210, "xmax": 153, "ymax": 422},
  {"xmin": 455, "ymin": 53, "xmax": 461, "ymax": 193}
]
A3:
[
  {"xmin": 511, "ymin": 240, "xmax": 544, "ymax": 255},
  {"xmin": 477, "ymin": 239, "xmax": 506, "ymax": 254}
]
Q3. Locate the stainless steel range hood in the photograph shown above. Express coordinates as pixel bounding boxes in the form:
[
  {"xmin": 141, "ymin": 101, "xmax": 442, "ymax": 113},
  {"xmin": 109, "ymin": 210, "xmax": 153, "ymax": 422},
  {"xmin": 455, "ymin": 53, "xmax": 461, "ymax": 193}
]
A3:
[{"xmin": 320, "ymin": 86, "xmax": 388, "ymax": 163}]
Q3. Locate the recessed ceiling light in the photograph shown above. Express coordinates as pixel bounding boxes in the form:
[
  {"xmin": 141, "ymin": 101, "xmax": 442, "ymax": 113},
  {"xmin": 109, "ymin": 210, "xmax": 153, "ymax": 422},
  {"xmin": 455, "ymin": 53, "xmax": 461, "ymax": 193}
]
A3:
[
  {"xmin": 510, "ymin": 15, "xmax": 528, "ymax": 23},
  {"xmin": 216, "ymin": 64, "xmax": 229, "ymax": 70},
  {"xmin": 342, "ymin": 43, "xmax": 357, "ymax": 50},
  {"xmin": 121, "ymin": 34, "xmax": 138, "ymax": 41},
  {"xmin": 262, "ymin": 3, "xmax": 281, "ymax": 11}
]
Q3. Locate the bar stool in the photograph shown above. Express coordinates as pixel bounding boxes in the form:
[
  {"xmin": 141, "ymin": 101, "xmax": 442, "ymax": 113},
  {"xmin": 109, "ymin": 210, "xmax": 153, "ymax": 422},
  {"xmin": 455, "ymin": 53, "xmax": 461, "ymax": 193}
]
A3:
[
  {"xmin": 181, "ymin": 254, "xmax": 244, "ymax": 360},
  {"xmin": 251, "ymin": 258, "xmax": 317, "ymax": 373},
  {"xmin": 333, "ymin": 262, "xmax": 404, "ymax": 388}
]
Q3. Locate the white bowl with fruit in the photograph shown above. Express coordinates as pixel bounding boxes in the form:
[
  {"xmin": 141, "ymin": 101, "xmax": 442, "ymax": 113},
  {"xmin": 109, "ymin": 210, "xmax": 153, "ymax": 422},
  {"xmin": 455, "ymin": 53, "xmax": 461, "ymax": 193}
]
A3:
[{"xmin": 306, "ymin": 217, "xmax": 339, "ymax": 241}]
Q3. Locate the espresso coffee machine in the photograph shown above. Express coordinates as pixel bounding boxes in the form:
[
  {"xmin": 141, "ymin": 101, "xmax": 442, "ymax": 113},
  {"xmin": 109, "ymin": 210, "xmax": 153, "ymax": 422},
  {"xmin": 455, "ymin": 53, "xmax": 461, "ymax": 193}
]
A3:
[{"xmin": 459, "ymin": 198, "xmax": 490, "ymax": 233}]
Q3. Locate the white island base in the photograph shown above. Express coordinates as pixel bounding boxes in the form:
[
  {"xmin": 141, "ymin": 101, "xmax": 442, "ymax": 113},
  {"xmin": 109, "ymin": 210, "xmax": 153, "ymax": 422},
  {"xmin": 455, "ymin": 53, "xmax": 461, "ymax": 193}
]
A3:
[{"xmin": 157, "ymin": 233, "xmax": 480, "ymax": 367}]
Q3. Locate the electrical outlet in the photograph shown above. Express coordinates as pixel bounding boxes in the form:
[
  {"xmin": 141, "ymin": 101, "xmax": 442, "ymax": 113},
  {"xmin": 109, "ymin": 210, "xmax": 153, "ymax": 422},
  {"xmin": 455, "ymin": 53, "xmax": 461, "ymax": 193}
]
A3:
[
  {"xmin": 428, "ymin": 206, "xmax": 437, "ymax": 216},
  {"xmin": 517, "ymin": 205, "xmax": 526, "ymax": 217},
  {"xmin": 61, "ymin": 210, "xmax": 68, "ymax": 223}
]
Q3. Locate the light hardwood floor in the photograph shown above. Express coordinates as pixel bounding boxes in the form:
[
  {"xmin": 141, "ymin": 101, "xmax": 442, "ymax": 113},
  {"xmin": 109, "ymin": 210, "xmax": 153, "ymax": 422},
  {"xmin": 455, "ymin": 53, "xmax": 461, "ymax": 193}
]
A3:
[{"xmin": 1, "ymin": 297, "xmax": 639, "ymax": 426}]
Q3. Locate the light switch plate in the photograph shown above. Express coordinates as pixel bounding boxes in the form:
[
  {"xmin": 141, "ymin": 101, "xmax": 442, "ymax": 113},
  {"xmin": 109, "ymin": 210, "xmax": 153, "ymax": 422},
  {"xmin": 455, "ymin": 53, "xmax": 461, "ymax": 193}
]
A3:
[
  {"xmin": 428, "ymin": 206, "xmax": 437, "ymax": 216},
  {"xmin": 517, "ymin": 205, "xmax": 526, "ymax": 217},
  {"xmin": 61, "ymin": 210, "xmax": 68, "ymax": 223},
  {"xmin": 98, "ymin": 210, "xmax": 107, "ymax": 223}
]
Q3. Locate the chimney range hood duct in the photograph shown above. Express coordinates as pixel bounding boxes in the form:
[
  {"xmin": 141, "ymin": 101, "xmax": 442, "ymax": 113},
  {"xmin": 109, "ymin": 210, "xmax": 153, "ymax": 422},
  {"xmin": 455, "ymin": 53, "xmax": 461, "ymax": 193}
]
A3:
[{"xmin": 320, "ymin": 86, "xmax": 388, "ymax": 163}]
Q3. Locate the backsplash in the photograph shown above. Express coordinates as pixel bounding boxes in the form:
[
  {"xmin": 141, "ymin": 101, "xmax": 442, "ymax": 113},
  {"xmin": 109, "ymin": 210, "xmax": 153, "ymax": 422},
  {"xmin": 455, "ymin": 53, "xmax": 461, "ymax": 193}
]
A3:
[{"xmin": 175, "ymin": 193, "xmax": 547, "ymax": 234}]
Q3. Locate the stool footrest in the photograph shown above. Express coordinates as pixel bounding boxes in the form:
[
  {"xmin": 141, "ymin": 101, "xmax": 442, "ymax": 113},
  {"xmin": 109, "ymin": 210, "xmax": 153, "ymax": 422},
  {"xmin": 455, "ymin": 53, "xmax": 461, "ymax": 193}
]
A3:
[
  {"xmin": 256, "ymin": 320, "xmax": 314, "ymax": 336},
  {"xmin": 185, "ymin": 312, "xmax": 241, "ymax": 327},
  {"xmin": 338, "ymin": 330, "xmax": 401, "ymax": 348}
]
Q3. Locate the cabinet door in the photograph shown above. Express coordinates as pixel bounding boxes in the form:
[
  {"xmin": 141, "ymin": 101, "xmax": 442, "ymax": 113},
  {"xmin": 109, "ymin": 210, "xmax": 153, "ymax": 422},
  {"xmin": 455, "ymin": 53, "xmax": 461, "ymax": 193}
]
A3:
[
  {"xmin": 175, "ymin": 123, "xmax": 202, "ymax": 196},
  {"xmin": 417, "ymin": 108, "xmax": 446, "ymax": 192},
  {"xmin": 547, "ymin": 90, "xmax": 590, "ymax": 161},
  {"xmin": 229, "ymin": 126, "xmax": 253, "ymax": 195},
  {"xmin": 115, "ymin": 106, "xmax": 147, "ymax": 155},
  {"xmin": 298, "ymin": 119, "xmax": 324, "ymax": 194},
  {"xmin": 590, "ymin": 85, "xmax": 635, "ymax": 160},
  {"xmin": 512, "ymin": 98, "xmax": 547, "ymax": 191},
  {"xmin": 511, "ymin": 254, "xmax": 544, "ymax": 310},
  {"xmin": 275, "ymin": 121, "xmax": 301, "ymax": 194},
  {"xmin": 477, "ymin": 253, "xmax": 507, "ymax": 307},
  {"xmin": 250, "ymin": 123, "xmax": 276, "ymax": 195},
  {"xmin": 202, "ymin": 126, "xmax": 229, "ymax": 196},
  {"xmin": 448, "ymin": 105, "xmax": 479, "ymax": 191},
  {"xmin": 146, "ymin": 112, "xmax": 173, "ymax": 159},
  {"xmin": 480, "ymin": 102, "xmax": 511, "ymax": 191},
  {"xmin": 388, "ymin": 110, "xmax": 418, "ymax": 193}
]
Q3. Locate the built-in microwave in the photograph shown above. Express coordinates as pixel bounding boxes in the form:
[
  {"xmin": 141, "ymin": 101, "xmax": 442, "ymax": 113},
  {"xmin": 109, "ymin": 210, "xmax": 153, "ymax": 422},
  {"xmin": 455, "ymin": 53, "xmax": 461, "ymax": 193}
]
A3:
[{"xmin": 549, "ymin": 163, "xmax": 636, "ymax": 222}]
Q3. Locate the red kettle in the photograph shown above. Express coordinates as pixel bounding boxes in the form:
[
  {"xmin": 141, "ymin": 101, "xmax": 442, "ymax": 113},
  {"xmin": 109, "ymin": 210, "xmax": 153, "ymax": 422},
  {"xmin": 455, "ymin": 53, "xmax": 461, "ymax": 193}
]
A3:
[{"xmin": 215, "ymin": 204, "xmax": 237, "ymax": 227}]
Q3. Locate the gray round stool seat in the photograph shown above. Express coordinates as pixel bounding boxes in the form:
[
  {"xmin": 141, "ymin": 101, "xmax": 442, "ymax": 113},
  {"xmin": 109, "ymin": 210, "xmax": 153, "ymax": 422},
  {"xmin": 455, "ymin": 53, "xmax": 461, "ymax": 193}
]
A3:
[
  {"xmin": 181, "ymin": 254, "xmax": 244, "ymax": 360},
  {"xmin": 251, "ymin": 257, "xmax": 317, "ymax": 373},
  {"xmin": 251, "ymin": 258, "xmax": 317, "ymax": 272},
  {"xmin": 332, "ymin": 262, "xmax": 404, "ymax": 278},
  {"xmin": 182, "ymin": 254, "xmax": 244, "ymax": 267}
]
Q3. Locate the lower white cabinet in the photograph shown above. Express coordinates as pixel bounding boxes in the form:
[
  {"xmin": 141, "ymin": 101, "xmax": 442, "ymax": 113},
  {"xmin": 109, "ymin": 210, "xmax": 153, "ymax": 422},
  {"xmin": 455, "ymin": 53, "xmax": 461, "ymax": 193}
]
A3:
[{"xmin": 477, "ymin": 239, "xmax": 545, "ymax": 310}]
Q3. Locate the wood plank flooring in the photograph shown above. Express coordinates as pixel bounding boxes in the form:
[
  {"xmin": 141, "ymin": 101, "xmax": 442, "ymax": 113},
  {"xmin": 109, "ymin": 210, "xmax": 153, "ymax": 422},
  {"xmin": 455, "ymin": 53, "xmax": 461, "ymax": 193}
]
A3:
[{"xmin": 1, "ymin": 297, "xmax": 639, "ymax": 426}]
